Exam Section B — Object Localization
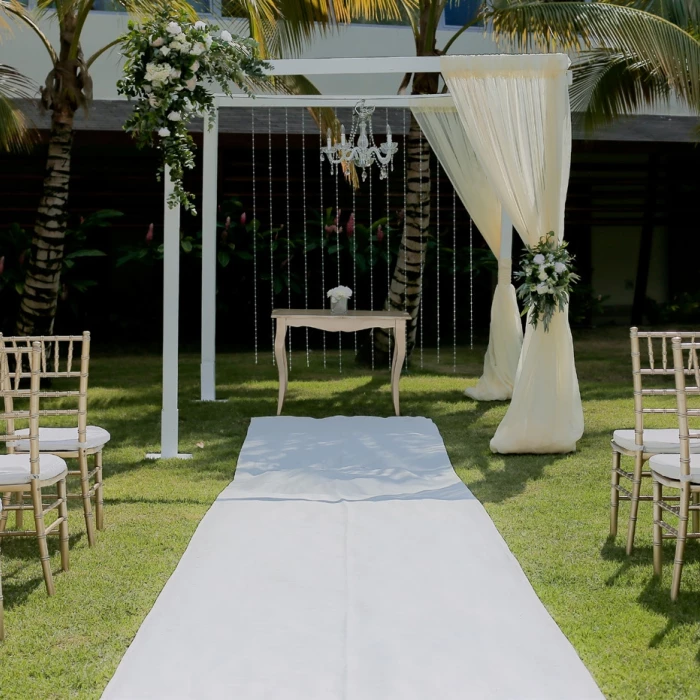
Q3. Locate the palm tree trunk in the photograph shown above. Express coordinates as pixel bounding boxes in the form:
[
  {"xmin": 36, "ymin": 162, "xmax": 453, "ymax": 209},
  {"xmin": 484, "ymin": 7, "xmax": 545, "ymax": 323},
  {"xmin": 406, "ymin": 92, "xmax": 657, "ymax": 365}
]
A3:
[
  {"xmin": 16, "ymin": 106, "xmax": 75, "ymax": 335},
  {"xmin": 375, "ymin": 114, "xmax": 431, "ymax": 360}
]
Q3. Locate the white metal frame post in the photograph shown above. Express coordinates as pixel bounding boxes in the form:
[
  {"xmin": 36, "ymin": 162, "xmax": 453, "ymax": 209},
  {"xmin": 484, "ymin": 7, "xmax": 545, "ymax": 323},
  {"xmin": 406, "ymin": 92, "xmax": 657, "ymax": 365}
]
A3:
[
  {"xmin": 147, "ymin": 166, "xmax": 192, "ymax": 460},
  {"xmin": 200, "ymin": 107, "xmax": 221, "ymax": 402}
]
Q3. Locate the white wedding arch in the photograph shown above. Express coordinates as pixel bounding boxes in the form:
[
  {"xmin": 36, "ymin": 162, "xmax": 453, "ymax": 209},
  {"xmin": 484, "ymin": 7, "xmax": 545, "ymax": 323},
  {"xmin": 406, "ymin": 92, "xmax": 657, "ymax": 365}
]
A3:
[{"xmin": 150, "ymin": 53, "xmax": 583, "ymax": 459}]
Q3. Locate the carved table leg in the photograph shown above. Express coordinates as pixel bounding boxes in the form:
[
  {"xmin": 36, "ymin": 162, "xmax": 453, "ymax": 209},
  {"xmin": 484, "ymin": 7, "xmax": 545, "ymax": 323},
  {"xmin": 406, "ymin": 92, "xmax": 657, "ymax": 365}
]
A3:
[
  {"xmin": 274, "ymin": 319, "xmax": 288, "ymax": 415},
  {"xmin": 391, "ymin": 320, "xmax": 406, "ymax": 416}
]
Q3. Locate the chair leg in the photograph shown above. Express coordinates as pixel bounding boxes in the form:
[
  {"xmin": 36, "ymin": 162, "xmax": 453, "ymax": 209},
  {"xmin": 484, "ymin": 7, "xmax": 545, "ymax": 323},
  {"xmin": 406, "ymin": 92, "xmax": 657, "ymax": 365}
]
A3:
[
  {"xmin": 626, "ymin": 451, "xmax": 644, "ymax": 555},
  {"xmin": 693, "ymin": 492, "xmax": 699, "ymax": 534},
  {"xmin": 94, "ymin": 450, "xmax": 104, "ymax": 531},
  {"xmin": 653, "ymin": 480, "xmax": 663, "ymax": 577},
  {"xmin": 0, "ymin": 494, "xmax": 10, "ymax": 533},
  {"xmin": 57, "ymin": 479, "xmax": 69, "ymax": 572},
  {"xmin": 31, "ymin": 482, "xmax": 55, "ymax": 597},
  {"xmin": 610, "ymin": 450, "xmax": 621, "ymax": 537},
  {"xmin": 15, "ymin": 490, "xmax": 23, "ymax": 529},
  {"xmin": 79, "ymin": 449, "xmax": 96, "ymax": 547},
  {"xmin": 671, "ymin": 485, "xmax": 690, "ymax": 602}
]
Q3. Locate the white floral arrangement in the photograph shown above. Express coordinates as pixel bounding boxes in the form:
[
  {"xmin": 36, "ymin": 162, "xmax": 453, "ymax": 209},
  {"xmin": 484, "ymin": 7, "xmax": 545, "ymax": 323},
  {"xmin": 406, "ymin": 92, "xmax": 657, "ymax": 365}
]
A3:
[
  {"xmin": 117, "ymin": 10, "xmax": 268, "ymax": 212},
  {"xmin": 327, "ymin": 286, "xmax": 353, "ymax": 303},
  {"xmin": 514, "ymin": 232, "xmax": 579, "ymax": 332}
]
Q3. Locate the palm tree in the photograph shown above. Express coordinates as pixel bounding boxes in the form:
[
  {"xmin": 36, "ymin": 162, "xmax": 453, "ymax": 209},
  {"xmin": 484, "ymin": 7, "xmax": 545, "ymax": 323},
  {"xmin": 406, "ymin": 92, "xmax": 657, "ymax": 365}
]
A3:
[
  {"xmin": 373, "ymin": 0, "xmax": 482, "ymax": 360},
  {"xmin": 2, "ymin": 0, "xmax": 405, "ymax": 337},
  {"xmin": 486, "ymin": 0, "xmax": 700, "ymax": 323},
  {"xmin": 487, "ymin": 0, "xmax": 699, "ymax": 130}
]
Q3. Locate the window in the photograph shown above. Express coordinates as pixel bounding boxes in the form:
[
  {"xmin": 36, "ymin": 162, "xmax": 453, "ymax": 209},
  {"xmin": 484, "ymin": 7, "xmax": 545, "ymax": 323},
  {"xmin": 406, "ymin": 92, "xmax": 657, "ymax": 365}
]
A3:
[{"xmin": 442, "ymin": 0, "xmax": 482, "ymax": 28}]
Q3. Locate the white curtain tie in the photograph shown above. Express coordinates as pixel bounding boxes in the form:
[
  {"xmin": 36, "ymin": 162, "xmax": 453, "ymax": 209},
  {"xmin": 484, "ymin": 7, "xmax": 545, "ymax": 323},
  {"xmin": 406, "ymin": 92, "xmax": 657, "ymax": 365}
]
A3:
[{"xmin": 497, "ymin": 259, "xmax": 512, "ymax": 286}]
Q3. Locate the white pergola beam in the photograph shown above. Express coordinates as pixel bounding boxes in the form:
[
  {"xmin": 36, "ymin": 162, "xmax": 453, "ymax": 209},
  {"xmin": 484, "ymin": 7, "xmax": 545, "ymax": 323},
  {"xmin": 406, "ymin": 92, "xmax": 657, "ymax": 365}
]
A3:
[
  {"xmin": 215, "ymin": 94, "xmax": 453, "ymax": 109},
  {"xmin": 264, "ymin": 56, "xmax": 443, "ymax": 76},
  {"xmin": 147, "ymin": 166, "xmax": 192, "ymax": 460},
  {"xmin": 201, "ymin": 109, "xmax": 219, "ymax": 402}
]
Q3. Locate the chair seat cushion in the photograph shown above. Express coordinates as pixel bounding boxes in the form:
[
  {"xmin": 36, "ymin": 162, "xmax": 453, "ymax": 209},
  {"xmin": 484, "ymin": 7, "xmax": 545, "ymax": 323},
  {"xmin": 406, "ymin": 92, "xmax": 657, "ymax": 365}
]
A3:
[
  {"xmin": 0, "ymin": 453, "xmax": 68, "ymax": 486},
  {"xmin": 612, "ymin": 429, "xmax": 700, "ymax": 454},
  {"xmin": 649, "ymin": 453, "xmax": 700, "ymax": 484},
  {"xmin": 14, "ymin": 426, "xmax": 111, "ymax": 453}
]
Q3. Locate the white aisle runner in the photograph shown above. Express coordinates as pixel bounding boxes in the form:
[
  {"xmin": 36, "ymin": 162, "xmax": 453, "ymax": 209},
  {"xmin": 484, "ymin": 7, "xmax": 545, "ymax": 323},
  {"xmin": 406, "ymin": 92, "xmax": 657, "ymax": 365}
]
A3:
[{"xmin": 103, "ymin": 417, "xmax": 602, "ymax": 700}]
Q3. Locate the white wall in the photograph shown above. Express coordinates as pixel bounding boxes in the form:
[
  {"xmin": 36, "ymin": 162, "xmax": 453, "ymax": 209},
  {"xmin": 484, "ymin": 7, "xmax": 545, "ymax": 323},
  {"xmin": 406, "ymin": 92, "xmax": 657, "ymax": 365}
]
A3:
[
  {"xmin": 1, "ymin": 11, "xmax": 692, "ymax": 116},
  {"xmin": 1, "ymin": 14, "xmax": 495, "ymax": 99}
]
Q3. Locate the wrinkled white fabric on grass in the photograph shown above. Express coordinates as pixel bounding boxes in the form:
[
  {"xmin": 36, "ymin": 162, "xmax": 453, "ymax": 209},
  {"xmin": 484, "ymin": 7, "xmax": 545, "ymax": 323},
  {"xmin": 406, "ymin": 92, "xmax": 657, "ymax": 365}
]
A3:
[{"xmin": 103, "ymin": 417, "xmax": 602, "ymax": 700}]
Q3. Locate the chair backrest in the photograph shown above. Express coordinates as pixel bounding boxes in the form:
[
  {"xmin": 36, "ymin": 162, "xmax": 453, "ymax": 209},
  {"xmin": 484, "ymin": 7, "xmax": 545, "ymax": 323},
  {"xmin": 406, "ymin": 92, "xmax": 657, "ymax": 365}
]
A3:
[
  {"xmin": 630, "ymin": 327, "xmax": 700, "ymax": 447},
  {"xmin": 0, "ymin": 333, "xmax": 89, "ymax": 453},
  {"xmin": 671, "ymin": 337, "xmax": 700, "ymax": 478},
  {"xmin": 0, "ymin": 342, "xmax": 41, "ymax": 473}
]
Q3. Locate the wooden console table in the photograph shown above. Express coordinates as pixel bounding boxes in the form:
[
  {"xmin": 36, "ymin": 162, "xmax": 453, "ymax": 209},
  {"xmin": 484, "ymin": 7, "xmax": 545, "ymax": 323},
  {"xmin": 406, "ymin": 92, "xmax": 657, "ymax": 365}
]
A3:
[{"xmin": 272, "ymin": 309, "xmax": 410, "ymax": 416}]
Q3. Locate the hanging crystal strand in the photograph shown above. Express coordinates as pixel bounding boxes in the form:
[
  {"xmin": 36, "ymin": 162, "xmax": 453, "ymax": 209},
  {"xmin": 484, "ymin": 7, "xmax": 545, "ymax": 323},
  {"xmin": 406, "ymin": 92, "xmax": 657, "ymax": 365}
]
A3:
[
  {"xmin": 403, "ymin": 108, "xmax": 408, "ymax": 371},
  {"xmin": 386, "ymin": 107, "xmax": 392, "ymax": 369},
  {"xmin": 252, "ymin": 109, "xmax": 258, "ymax": 364},
  {"xmin": 369, "ymin": 161, "xmax": 374, "ymax": 370},
  {"xmin": 319, "ymin": 123, "xmax": 326, "ymax": 368},
  {"xmin": 285, "ymin": 108, "xmax": 292, "ymax": 370},
  {"xmin": 302, "ymin": 109, "xmax": 309, "ymax": 367},
  {"xmin": 436, "ymin": 158, "xmax": 440, "ymax": 365},
  {"xmin": 269, "ymin": 108, "xmax": 275, "ymax": 365},
  {"xmin": 352, "ymin": 171, "xmax": 357, "ymax": 355},
  {"xmin": 336, "ymin": 161, "xmax": 342, "ymax": 374},
  {"xmin": 418, "ymin": 129, "xmax": 424, "ymax": 370},
  {"xmin": 453, "ymin": 186, "xmax": 457, "ymax": 373},
  {"xmin": 470, "ymin": 216, "xmax": 474, "ymax": 351}
]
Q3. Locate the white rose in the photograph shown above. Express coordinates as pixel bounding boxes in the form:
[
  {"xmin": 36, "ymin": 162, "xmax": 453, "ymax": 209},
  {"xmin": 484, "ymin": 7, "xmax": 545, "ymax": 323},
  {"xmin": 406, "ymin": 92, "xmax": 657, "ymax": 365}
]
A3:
[
  {"xmin": 158, "ymin": 127, "xmax": 171, "ymax": 137},
  {"xmin": 170, "ymin": 68, "xmax": 181, "ymax": 79},
  {"xmin": 535, "ymin": 283, "xmax": 549, "ymax": 295},
  {"xmin": 151, "ymin": 37, "xmax": 164, "ymax": 47},
  {"xmin": 143, "ymin": 84, "xmax": 152, "ymax": 93},
  {"xmin": 191, "ymin": 60, "xmax": 200, "ymax": 73},
  {"xmin": 191, "ymin": 42, "xmax": 206, "ymax": 56},
  {"xmin": 169, "ymin": 40, "xmax": 182, "ymax": 51},
  {"xmin": 204, "ymin": 35, "xmax": 213, "ymax": 48},
  {"xmin": 554, "ymin": 261, "xmax": 566, "ymax": 275},
  {"xmin": 220, "ymin": 30, "xmax": 233, "ymax": 43},
  {"xmin": 166, "ymin": 22, "xmax": 181, "ymax": 36},
  {"xmin": 160, "ymin": 46, "xmax": 171, "ymax": 56},
  {"xmin": 533, "ymin": 253, "xmax": 545, "ymax": 265},
  {"xmin": 167, "ymin": 111, "xmax": 182, "ymax": 121},
  {"xmin": 194, "ymin": 20, "xmax": 207, "ymax": 29},
  {"xmin": 538, "ymin": 269, "xmax": 548, "ymax": 282},
  {"xmin": 185, "ymin": 77, "xmax": 197, "ymax": 91},
  {"xmin": 179, "ymin": 42, "xmax": 192, "ymax": 54},
  {"xmin": 176, "ymin": 32, "xmax": 187, "ymax": 42}
]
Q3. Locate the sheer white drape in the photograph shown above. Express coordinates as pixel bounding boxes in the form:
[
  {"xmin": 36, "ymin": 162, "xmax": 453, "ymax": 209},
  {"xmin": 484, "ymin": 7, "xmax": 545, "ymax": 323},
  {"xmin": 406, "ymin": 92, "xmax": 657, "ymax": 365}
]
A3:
[
  {"xmin": 442, "ymin": 54, "xmax": 584, "ymax": 453},
  {"xmin": 411, "ymin": 104, "xmax": 522, "ymax": 401}
]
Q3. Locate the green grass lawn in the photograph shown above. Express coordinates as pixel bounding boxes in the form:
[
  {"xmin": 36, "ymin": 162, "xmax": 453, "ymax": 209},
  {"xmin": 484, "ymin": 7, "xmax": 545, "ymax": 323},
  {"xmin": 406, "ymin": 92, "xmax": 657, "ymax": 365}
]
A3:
[{"xmin": 1, "ymin": 327, "xmax": 699, "ymax": 699}]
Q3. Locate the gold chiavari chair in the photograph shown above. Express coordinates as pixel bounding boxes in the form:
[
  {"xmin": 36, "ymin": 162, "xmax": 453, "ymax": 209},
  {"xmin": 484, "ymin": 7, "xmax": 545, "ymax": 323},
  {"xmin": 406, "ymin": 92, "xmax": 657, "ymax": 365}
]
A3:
[
  {"xmin": 650, "ymin": 337, "xmax": 700, "ymax": 600},
  {"xmin": 0, "ymin": 333, "xmax": 109, "ymax": 547},
  {"xmin": 0, "ymin": 342, "xmax": 69, "ymax": 596},
  {"xmin": 610, "ymin": 328, "xmax": 700, "ymax": 554}
]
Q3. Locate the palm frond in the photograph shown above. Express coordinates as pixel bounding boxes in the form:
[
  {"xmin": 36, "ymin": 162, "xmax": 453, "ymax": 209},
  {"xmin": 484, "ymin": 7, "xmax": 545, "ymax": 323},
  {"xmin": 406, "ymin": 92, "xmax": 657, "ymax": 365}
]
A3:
[
  {"xmin": 488, "ymin": 2, "xmax": 700, "ymax": 113},
  {"xmin": 0, "ymin": 64, "xmax": 37, "ymax": 151},
  {"xmin": 601, "ymin": 0, "xmax": 700, "ymax": 29},
  {"xmin": 571, "ymin": 49, "xmax": 672, "ymax": 131}
]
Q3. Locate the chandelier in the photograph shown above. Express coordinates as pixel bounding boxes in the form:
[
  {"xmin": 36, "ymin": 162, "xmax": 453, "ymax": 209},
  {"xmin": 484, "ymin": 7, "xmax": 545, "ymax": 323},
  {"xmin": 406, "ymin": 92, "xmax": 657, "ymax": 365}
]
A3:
[{"xmin": 320, "ymin": 100, "xmax": 399, "ymax": 181}]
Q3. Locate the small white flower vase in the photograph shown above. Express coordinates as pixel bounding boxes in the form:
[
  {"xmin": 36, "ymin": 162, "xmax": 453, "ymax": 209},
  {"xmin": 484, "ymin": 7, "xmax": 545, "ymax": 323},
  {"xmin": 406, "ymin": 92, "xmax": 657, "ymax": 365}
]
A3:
[{"xmin": 330, "ymin": 297, "xmax": 348, "ymax": 315}]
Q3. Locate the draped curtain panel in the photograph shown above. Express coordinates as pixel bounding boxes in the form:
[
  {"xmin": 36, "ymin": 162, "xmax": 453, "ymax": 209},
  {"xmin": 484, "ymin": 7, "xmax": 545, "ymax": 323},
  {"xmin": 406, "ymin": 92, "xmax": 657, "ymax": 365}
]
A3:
[
  {"xmin": 442, "ymin": 54, "xmax": 584, "ymax": 453},
  {"xmin": 410, "ymin": 104, "xmax": 522, "ymax": 401}
]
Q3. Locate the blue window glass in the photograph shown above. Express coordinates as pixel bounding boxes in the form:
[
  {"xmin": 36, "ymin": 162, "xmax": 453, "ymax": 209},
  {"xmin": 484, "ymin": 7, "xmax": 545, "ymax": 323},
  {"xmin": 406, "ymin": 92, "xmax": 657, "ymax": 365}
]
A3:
[{"xmin": 443, "ymin": 0, "xmax": 481, "ymax": 27}]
